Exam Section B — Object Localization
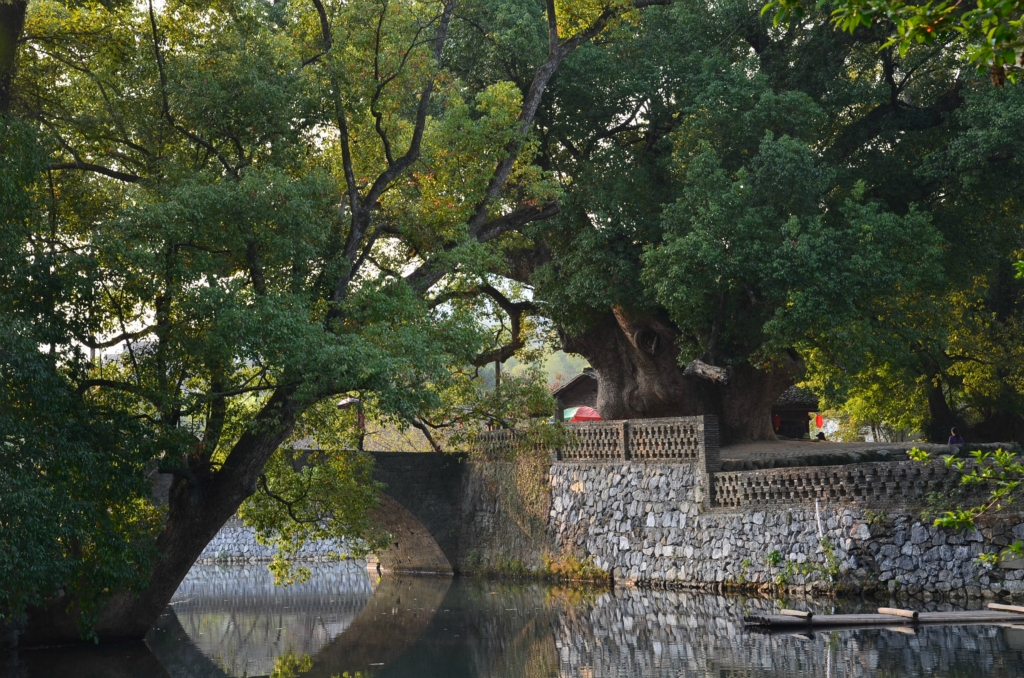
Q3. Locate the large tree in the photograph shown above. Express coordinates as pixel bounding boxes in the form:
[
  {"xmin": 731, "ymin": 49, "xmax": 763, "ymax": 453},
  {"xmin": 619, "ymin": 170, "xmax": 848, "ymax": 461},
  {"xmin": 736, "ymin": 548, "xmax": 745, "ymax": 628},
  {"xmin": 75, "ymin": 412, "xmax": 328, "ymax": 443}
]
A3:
[
  {"xmin": 490, "ymin": 0, "xmax": 1024, "ymax": 443},
  {"xmin": 2, "ymin": 0, "xmax": 669, "ymax": 645}
]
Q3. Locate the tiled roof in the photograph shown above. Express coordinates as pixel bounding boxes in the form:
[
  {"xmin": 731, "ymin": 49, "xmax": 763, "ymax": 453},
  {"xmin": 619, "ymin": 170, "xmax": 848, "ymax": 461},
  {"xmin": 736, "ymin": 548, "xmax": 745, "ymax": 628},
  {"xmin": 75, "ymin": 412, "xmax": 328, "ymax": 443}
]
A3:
[
  {"xmin": 552, "ymin": 370, "xmax": 597, "ymax": 397},
  {"xmin": 774, "ymin": 385, "xmax": 819, "ymax": 410}
]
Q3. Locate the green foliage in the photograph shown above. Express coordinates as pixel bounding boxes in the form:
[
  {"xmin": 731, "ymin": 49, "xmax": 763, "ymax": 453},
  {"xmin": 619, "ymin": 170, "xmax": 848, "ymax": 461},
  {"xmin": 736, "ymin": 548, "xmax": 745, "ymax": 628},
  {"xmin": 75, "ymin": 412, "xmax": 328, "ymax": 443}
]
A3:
[
  {"xmin": 765, "ymin": 0, "xmax": 1024, "ymax": 80},
  {"xmin": 515, "ymin": 0, "xmax": 1024, "ymax": 444},
  {"xmin": 823, "ymin": 371, "xmax": 928, "ymax": 442},
  {"xmin": 864, "ymin": 509, "xmax": 888, "ymax": 525},
  {"xmin": 909, "ymin": 446, "xmax": 1024, "ymax": 562},
  {"xmin": 582, "ymin": 1, "xmax": 1024, "ymax": 439},
  {"xmin": 645, "ymin": 133, "xmax": 942, "ymax": 369},
  {"xmin": 817, "ymin": 537, "xmax": 841, "ymax": 583},
  {"xmin": 764, "ymin": 539, "xmax": 839, "ymax": 590},
  {"xmin": 540, "ymin": 554, "xmax": 609, "ymax": 582},
  {"xmin": 4, "ymin": 0, "xmax": 1024, "ymax": 638},
  {"xmin": 4, "ymin": 0, "xmax": 619, "ymax": 635},
  {"xmin": 270, "ymin": 652, "xmax": 313, "ymax": 678},
  {"xmin": 0, "ymin": 116, "xmax": 164, "ymax": 633},
  {"xmin": 238, "ymin": 446, "xmax": 387, "ymax": 585},
  {"xmin": 0, "ymin": 316, "xmax": 162, "ymax": 633},
  {"xmin": 986, "ymin": 540, "xmax": 1024, "ymax": 566},
  {"xmin": 774, "ymin": 561, "xmax": 798, "ymax": 587},
  {"xmin": 411, "ymin": 364, "xmax": 571, "ymax": 456}
]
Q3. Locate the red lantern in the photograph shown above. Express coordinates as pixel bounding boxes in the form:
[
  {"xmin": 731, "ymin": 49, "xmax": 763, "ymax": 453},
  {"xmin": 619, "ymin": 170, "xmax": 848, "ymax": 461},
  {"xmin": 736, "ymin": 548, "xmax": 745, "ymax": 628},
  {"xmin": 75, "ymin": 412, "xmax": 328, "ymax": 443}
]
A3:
[{"xmin": 815, "ymin": 414, "xmax": 824, "ymax": 428}]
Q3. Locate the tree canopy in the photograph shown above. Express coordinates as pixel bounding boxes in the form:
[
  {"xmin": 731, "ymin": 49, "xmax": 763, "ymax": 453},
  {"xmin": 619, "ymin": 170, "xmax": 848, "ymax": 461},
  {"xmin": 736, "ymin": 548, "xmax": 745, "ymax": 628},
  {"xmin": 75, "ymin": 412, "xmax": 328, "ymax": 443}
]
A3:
[
  {"xmin": 771, "ymin": 0, "xmax": 1024, "ymax": 83},
  {"xmin": 1, "ymin": 0, "xmax": 1023, "ymax": 643},
  {"xmin": 518, "ymin": 0, "xmax": 1024, "ymax": 442},
  {"xmin": 0, "ymin": 0, "xmax": 673, "ymax": 641}
]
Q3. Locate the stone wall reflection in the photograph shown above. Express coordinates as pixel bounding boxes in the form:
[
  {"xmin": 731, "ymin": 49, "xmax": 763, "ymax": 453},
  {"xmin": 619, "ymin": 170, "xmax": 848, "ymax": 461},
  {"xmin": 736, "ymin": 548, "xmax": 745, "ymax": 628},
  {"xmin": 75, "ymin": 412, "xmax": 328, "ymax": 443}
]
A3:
[
  {"xmin": 555, "ymin": 588, "xmax": 1024, "ymax": 677},
  {"xmin": 151, "ymin": 561, "xmax": 373, "ymax": 678}
]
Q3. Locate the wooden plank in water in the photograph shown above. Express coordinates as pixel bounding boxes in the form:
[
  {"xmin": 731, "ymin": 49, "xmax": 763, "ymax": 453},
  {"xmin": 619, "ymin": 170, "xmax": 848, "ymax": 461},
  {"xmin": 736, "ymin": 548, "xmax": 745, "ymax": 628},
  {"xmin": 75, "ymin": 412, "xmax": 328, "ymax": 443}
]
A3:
[
  {"xmin": 878, "ymin": 607, "xmax": 919, "ymax": 620},
  {"xmin": 745, "ymin": 610, "xmax": 1024, "ymax": 629},
  {"xmin": 885, "ymin": 626, "xmax": 918, "ymax": 635},
  {"xmin": 988, "ymin": 603, "xmax": 1024, "ymax": 614},
  {"xmin": 779, "ymin": 609, "xmax": 813, "ymax": 620},
  {"xmin": 917, "ymin": 611, "xmax": 1024, "ymax": 623},
  {"xmin": 745, "ymin": 614, "xmax": 906, "ymax": 628}
]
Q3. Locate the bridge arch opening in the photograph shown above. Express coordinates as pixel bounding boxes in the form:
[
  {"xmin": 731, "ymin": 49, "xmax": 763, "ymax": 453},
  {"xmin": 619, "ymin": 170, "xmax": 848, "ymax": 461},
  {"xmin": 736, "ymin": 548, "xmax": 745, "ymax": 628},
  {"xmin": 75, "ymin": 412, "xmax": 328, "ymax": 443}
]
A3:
[{"xmin": 368, "ymin": 493, "xmax": 453, "ymax": 575}]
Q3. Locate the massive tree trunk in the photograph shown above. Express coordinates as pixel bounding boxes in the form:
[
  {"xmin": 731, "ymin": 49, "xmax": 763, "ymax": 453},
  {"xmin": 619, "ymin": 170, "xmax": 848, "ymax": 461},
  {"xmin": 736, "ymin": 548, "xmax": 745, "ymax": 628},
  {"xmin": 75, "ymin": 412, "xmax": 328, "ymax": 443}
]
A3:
[
  {"xmin": 922, "ymin": 377, "xmax": 963, "ymax": 443},
  {"xmin": 20, "ymin": 485, "xmax": 243, "ymax": 644},
  {"xmin": 561, "ymin": 309, "xmax": 801, "ymax": 444},
  {"xmin": 0, "ymin": 0, "xmax": 28, "ymax": 114},
  {"xmin": 19, "ymin": 388, "xmax": 301, "ymax": 646}
]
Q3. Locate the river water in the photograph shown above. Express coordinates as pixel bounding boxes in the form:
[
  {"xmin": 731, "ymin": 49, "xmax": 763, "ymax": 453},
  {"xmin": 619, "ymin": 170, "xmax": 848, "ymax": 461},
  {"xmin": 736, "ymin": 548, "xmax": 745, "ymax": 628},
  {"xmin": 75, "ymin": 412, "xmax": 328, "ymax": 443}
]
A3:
[{"xmin": 5, "ymin": 560, "xmax": 1024, "ymax": 677}]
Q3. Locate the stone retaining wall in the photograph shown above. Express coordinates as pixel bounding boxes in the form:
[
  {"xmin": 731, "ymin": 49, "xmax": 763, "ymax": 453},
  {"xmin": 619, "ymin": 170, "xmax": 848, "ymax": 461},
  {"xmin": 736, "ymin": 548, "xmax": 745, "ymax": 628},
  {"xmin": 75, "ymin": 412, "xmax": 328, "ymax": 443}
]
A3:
[{"xmin": 548, "ymin": 461, "xmax": 1024, "ymax": 601}]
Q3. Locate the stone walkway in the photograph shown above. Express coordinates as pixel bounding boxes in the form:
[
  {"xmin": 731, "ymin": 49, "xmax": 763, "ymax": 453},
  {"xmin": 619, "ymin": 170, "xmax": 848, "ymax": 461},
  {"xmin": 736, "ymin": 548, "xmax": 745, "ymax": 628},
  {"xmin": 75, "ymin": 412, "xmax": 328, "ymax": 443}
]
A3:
[{"xmin": 718, "ymin": 440, "xmax": 963, "ymax": 471}]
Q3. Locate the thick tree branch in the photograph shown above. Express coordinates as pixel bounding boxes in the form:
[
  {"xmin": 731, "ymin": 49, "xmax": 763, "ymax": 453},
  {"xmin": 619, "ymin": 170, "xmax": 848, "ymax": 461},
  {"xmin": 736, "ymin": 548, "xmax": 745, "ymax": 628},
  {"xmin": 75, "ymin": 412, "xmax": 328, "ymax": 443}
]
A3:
[
  {"xmin": 79, "ymin": 327, "xmax": 156, "ymax": 349},
  {"xmin": 683, "ymin": 359, "xmax": 731, "ymax": 385},
  {"xmin": 327, "ymin": 0, "xmax": 456, "ymax": 316},
  {"xmin": 368, "ymin": 2, "xmax": 431, "ymax": 168},
  {"xmin": 545, "ymin": 0, "xmax": 558, "ymax": 53},
  {"xmin": 335, "ymin": 0, "xmax": 663, "ymax": 310},
  {"xmin": 431, "ymin": 284, "xmax": 537, "ymax": 367},
  {"xmin": 465, "ymin": 1, "xmax": 670, "ymax": 240},
  {"xmin": 246, "ymin": 240, "xmax": 267, "ymax": 295},
  {"xmin": 349, "ymin": 222, "xmax": 392, "ymax": 281},
  {"xmin": 202, "ymin": 370, "xmax": 229, "ymax": 458},
  {"xmin": 0, "ymin": 1, "xmax": 27, "ymax": 114},
  {"xmin": 409, "ymin": 418, "xmax": 445, "ymax": 454},
  {"xmin": 404, "ymin": 202, "xmax": 560, "ymax": 293},
  {"xmin": 148, "ymin": 0, "xmax": 235, "ymax": 177},
  {"xmin": 361, "ymin": 0, "xmax": 456, "ymax": 213},
  {"xmin": 310, "ymin": 0, "xmax": 359, "ymax": 218},
  {"xmin": 310, "ymin": 0, "xmax": 332, "ymax": 51},
  {"xmin": 215, "ymin": 385, "xmax": 301, "ymax": 494},
  {"xmin": 504, "ymin": 241, "xmax": 552, "ymax": 284},
  {"xmin": 828, "ymin": 80, "xmax": 963, "ymax": 161},
  {"xmin": 50, "ymin": 161, "xmax": 143, "ymax": 183},
  {"xmin": 76, "ymin": 378, "xmax": 148, "ymax": 396},
  {"xmin": 478, "ymin": 201, "xmax": 561, "ymax": 243}
]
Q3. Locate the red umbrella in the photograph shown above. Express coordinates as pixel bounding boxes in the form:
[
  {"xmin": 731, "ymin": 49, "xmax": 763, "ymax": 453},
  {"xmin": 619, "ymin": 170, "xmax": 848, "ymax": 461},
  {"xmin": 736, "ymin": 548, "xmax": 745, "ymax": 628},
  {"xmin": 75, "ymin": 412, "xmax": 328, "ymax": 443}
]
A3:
[{"xmin": 565, "ymin": 406, "xmax": 602, "ymax": 422}]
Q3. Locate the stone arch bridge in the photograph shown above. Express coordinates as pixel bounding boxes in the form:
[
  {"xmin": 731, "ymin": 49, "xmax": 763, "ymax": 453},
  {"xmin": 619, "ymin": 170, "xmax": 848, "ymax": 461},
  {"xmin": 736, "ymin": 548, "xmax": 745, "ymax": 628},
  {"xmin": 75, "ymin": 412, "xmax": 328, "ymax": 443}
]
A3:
[
  {"xmin": 366, "ymin": 451, "xmax": 469, "ymax": 575},
  {"xmin": 199, "ymin": 419, "xmax": 1024, "ymax": 598}
]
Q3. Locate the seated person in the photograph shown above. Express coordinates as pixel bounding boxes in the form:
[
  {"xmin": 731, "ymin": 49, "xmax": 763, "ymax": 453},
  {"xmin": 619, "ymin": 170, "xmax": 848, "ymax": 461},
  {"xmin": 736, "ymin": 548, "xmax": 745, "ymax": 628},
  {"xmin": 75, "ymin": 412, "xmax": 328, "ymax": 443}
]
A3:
[{"xmin": 948, "ymin": 427, "xmax": 965, "ymax": 445}]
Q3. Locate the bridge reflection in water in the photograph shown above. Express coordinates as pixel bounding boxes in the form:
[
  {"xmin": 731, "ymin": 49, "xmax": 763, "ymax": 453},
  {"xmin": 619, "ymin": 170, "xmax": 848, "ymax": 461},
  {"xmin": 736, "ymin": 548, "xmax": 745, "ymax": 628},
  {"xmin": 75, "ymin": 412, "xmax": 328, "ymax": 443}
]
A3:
[
  {"xmin": 147, "ymin": 560, "xmax": 450, "ymax": 678},
  {"xmin": 133, "ymin": 563, "xmax": 1024, "ymax": 678},
  {"xmin": 14, "ymin": 574, "xmax": 1024, "ymax": 678}
]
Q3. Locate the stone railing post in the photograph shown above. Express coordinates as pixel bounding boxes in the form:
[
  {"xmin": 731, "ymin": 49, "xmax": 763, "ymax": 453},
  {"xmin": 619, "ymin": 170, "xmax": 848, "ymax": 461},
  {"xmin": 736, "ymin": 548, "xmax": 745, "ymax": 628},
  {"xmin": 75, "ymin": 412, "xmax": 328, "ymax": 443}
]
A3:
[
  {"xmin": 621, "ymin": 420, "xmax": 631, "ymax": 461},
  {"xmin": 696, "ymin": 415, "xmax": 720, "ymax": 510}
]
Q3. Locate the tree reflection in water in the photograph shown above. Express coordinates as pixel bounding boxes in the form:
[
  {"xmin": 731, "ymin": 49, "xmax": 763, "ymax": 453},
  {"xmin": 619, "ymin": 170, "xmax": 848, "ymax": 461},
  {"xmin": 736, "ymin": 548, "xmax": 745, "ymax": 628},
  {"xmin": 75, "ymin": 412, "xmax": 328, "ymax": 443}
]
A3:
[{"xmin": 8, "ymin": 562, "xmax": 1024, "ymax": 677}]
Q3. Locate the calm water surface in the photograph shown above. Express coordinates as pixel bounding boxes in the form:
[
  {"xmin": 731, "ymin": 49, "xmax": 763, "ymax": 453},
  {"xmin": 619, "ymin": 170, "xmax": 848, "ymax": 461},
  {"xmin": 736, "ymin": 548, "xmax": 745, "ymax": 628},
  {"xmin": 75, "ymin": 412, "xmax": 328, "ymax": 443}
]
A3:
[{"xmin": 5, "ymin": 561, "xmax": 1024, "ymax": 677}]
